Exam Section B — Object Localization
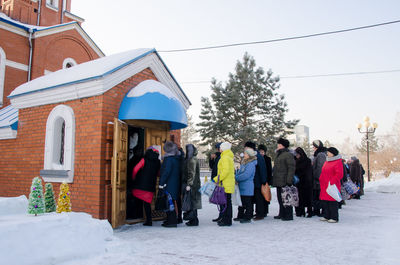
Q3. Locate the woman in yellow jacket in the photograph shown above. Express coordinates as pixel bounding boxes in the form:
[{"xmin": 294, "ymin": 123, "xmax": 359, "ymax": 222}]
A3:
[{"xmin": 213, "ymin": 142, "xmax": 235, "ymax": 226}]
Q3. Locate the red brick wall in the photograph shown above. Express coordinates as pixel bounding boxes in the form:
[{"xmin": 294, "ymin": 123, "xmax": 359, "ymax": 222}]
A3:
[
  {"xmin": 1, "ymin": 0, "xmax": 75, "ymax": 26},
  {"xmin": 0, "ymin": 27, "xmax": 100, "ymax": 107},
  {"xmin": 0, "ymin": 68, "xmax": 160, "ymax": 221},
  {"xmin": 31, "ymin": 29, "xmax": 98, "ymax": 79}
]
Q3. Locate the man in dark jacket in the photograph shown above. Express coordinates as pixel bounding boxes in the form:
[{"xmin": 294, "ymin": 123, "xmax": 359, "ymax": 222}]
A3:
[
  {"xmin": 245, "ymin": 141, "xmax": 268, "ymax": 220},
  {"xmin": 273, "ymin": 138, "xmax": 295, "ymax": 221},
  {"xmin": 311, "ymin": 140, "xmax": 327, "ymax": 216},
  {"xmin": 258, "ymin": 144, "xmax": 272, "ymax": 217}
]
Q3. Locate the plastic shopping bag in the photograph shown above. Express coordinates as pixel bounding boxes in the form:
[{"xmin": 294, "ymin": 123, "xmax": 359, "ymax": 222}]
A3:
[
  {"xmin": 199, "ymin": 181, "xmax": 216, "ymax": 198},
  {"xmin": 326, "ymin": 182, "xmax": 342, "ymax": 202},
  {"xmin": 232, "ymin": 184, "xmax": 242, "ymax": 206}
]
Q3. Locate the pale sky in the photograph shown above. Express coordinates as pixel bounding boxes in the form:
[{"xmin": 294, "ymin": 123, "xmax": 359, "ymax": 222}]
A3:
[{"xmin": 72, "ymin": 0, "xmax": 400, "ymax": 147}]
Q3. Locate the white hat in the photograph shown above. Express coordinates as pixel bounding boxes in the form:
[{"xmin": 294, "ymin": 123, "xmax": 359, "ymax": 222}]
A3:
[{"xmin": 220, "ymin": 142, "xmax": 232, "ymax": 152}]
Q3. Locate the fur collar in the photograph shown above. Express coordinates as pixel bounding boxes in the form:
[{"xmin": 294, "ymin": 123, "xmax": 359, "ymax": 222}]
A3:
[{"xmin": 326, "ymin": 154, "xmax": 342, "ymax": 162}]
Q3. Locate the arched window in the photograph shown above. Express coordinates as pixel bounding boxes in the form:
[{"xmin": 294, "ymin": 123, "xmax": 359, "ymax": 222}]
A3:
[
  {"xmin": 41, "ymin": 105, "xmax": 75, "ymax": 183},
  {"xmin": 63, "ymin": 58, "xmax": 77, "ymax": 69},
  {"xmin": 0, "ymin": 47, "xmax": 5, "ymax": 107}
]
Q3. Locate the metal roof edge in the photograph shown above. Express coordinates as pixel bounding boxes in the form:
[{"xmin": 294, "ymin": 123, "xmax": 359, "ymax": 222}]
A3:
[{"xmin": 153, "ymin": 50, "xmax": 192, "ymax": 106}]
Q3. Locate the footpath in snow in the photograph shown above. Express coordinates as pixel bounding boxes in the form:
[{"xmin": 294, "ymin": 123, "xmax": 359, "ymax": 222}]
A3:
[{"xmin": 1, "ymin": 173, "xmax": 400, "ymax": 265}]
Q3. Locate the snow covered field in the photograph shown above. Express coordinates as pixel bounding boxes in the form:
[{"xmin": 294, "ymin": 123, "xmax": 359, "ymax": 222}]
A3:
[{"xmin": 1, "ymin": 174, "xmax": 400, "ymax": 265}]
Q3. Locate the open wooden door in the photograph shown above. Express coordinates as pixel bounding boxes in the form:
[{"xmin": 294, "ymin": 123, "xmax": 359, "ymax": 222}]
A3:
[{"xmin": 111, "ymin": 118, "xmax": 128, "ymax": 228}]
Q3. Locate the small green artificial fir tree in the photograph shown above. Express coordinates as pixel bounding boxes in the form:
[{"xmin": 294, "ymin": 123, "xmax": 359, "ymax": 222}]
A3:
[
  {"xmin": 44, "ymin": 183, "xmax": 56, "ymax": 213},
  {"xmin": 27, "ymin": 177, "xmax": 45, "ymax": 216}
]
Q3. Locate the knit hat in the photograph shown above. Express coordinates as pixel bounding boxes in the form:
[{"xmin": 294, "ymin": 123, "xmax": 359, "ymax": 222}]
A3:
[
  {"xmin": 163, "ymin": 141, "xmax": 178, "ymax": 155},
  {"xmin": 220, "ymin": 142, "xmax": 232, "ymax": 152},
  {"xmin": 245, "ymin": 148, "xmax": 257, "ymax": 157},
  {"xmin": 312, "ymin": 140, "xmax": 323, "ymax": 149},
  {"xmin": 351, "ymin": 156, "xmax": 358, "ymax": 161},
  {"xmin": 258, "ymin": 144, "xmax": 267, "ymax": 152},
  {"xmin": 277, "ymin": 137, "xmax": 290, "ymax": 148},
  {"xmin": 244, "ymin": 141, "xmax": 257, "ymax": 151},
  {"xmin": 327, "ymin": 147, "xmax": 339, "ymax": 156}
]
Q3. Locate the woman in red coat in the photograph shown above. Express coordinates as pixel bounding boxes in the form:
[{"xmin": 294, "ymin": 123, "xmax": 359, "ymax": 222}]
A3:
[{"xmin": 319, "ymin": 147, "xmax": 343, "ymax": 223}]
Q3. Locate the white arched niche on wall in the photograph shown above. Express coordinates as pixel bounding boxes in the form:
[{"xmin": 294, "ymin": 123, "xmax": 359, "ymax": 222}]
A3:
[
  {"xmin": 40, "ymin": 104, "xmax": 75, "ymax": 183},
  {"xmin": 0, "ymin": 47, "xmax": 5, "ymax": 107},
  {"xmin": 62, "ymin": 58, "xmax": 77, "ymax": 69}
]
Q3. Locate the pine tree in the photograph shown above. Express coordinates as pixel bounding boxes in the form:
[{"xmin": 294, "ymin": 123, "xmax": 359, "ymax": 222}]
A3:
[
  {"xmin": 27, "ymin": 177, "xmax": 45, "ymax": 216},
  {"xmin": 197, "ymin": 52, "xmax": 299, "ymax": 157},
  {"xmin": 56, "ymin": 182, "xmax": 71, "ymax": 213},
  {"xmin": 44, "ymin": 183, "xmax": 56, "ymax": 213},
  {"xmin": 357, "ymin": 133, "xmax": 381, "ymax": 154}
]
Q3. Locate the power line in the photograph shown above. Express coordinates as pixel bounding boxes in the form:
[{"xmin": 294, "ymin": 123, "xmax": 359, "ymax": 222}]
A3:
[
  {"xmin": 159, "ymin": 19, "xmax": 400, "ymax": 53},
  {"xmin": 180, "ymin": 68, "xmax": 400, "ymax": 84}
]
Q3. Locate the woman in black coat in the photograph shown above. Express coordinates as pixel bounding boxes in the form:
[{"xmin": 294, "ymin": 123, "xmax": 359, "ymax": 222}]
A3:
[
  {"xmin": 294, "ymin": 147, "xmax": 313, "ymax": 218},
  {"xmin": 131, "ymin": 147, "xmax": 161, "ymax": 226}
]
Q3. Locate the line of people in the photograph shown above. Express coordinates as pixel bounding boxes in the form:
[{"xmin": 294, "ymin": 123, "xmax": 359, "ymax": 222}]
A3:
[{"xmin": 130, "ymin": 138, "xmax": 365, "ymax": 228}]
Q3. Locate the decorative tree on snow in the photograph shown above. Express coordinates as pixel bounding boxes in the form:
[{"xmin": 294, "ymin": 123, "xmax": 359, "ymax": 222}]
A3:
[
  {"xmin": 27, "ymin": 177, "xmax": 45, "ymax": 216},
  {"xmin": 56, "ymin": 182, "xmax": 71, "ymax": 213},
  {"xmin": 44, "ymin": 183, "xmax": 56, "ymax": 213},
  {"xmin": 197, "ymin": 52, "xmax": 299, "ymax": 157}
]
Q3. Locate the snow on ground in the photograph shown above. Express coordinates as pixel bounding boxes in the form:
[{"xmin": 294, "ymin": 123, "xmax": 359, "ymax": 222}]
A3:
[
  {"xmin": 0, "ymin": 209, "xmax": 113, "ymax": 265},
  {"xmin": 1, "ymin": 175, "xmax": 400, "ymax": 265},
  {"xmin": 365, "ymin": 172, "xmax": 400, "ymax": 194}
]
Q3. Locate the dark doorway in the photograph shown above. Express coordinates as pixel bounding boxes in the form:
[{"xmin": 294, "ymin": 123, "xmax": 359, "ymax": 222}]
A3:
[{"xmin": 126, "ymin": 126, "xmax": 145, "ymax": 220}]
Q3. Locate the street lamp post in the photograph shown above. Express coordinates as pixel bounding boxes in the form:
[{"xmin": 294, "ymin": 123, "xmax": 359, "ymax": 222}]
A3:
[{"xmin": 357, "ymin": 116, "xmax": 378, "ymax": 182}]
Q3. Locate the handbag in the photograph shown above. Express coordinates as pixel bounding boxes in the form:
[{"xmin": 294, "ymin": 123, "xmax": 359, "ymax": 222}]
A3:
[
  {"xmin": 340, "ymin": 186, "xmax": 351, "ymax": 200},
  {"xmin": 232, "ymin": 184, "xmax": 242, "ymax": 206},
  {"xmin": 209, "ymin": 175, "xmax": 227, "ymax": 205},
  {"xmin": 199, "ymin": 181, "xmax": 217, "ymax": 198},
  {"xmin": 281, "ymin": 186, "xmax": 299, "ymax": 207},
  {"xmin": 155, "ymin": 189, "xmax": 168, "ymax": 211},
  {"xmin": 343, "ymin": 179, "xmax": 359, "ymax": 195},
  {"xmin": 182, "ymin": 189, "xmax": 193, "ymax": 212},
  {"xmin": 326, "ymin": 181, "xmax": 342, "ymax": 202},
  {"xmin": 261, "ymin": 183, "xmax": 272, "ymax": 202}
]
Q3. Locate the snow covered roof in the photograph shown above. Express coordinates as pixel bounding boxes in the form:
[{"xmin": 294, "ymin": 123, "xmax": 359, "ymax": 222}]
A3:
[
  {"xmin": 9, "ymin": 48, "xmax": 154, "ymax": 98},
  {"xmin": 0, "ymin": 105, "xmax": 17, "ymax": 129},
  {"xmin": 0, "ymin": 105, "xmax": 18, "ymax": 139},
  {"xmin": 8, "ymin": 48, "xmax": 191, "ymax": 110}
]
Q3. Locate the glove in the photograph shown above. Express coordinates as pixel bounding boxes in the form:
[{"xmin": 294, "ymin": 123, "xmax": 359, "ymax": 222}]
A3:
[
  {"xmin": 158, "ymin": 184, "xmax": 166, "ymax": 189},
  {"xmin": 186, "ymin": 186, "xmax": 191, "ymax": 191}
]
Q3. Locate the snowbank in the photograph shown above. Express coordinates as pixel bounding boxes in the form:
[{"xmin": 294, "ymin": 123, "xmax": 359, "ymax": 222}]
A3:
[
  {"xmin": 365, "ymin": 172, "xmax": 400, "ymax": 193},
  {"xmin": 0, "ymin": 195, "xmax": 28, "ymax": 216},
  {"xmin": 0, "ymin": 196, "xmax": 114, "ymax": 265}
]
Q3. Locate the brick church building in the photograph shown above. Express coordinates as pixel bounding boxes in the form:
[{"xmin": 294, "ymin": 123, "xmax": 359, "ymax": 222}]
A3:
[{"xmin": 0, "ymin": 0, "xmax": 190, "ymax": 228}]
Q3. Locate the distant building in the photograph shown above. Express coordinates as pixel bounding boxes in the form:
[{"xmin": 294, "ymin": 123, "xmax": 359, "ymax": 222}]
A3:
[{"xmin": 295, "ymin": 125, "xmax": 310, "ymax": 145}]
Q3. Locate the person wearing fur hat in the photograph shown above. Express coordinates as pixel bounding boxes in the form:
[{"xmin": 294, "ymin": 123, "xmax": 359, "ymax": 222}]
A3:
[
  {"xmin": 234, "ymin": 148, "xmax": 258, "ymax": 223},
  {"xmin": 273, "ymin": 137, "xmax": 296, "ymax": 221},
  {"xmin": 311, "ymin": 139, "xmax": 327, "ymax": 217},
  {"xmin": 349, "ymin": 156, "xmax": 365, "ymax": 199},
  {"xmin": 245, "ymin": 141, "xmax": 268, "ymax": 220},
  {"xmin": 159, "ymin": 141, "xmax": 181, "ymax": 227},
  {"xmin": 258, "ymin": 144, "xmax": 273, "ymax": 216},
  {"xmin": 213, "ymin": 142, "xmax": 235, "ymax": 226},
  {"xmin": 319, "ymin": 147, "xmax": 343, "ymax": 223}
]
